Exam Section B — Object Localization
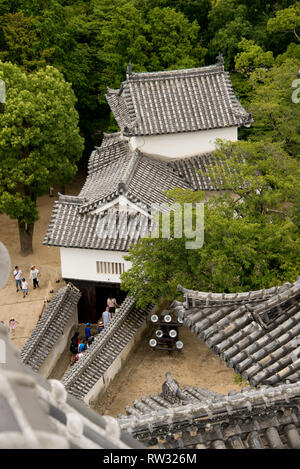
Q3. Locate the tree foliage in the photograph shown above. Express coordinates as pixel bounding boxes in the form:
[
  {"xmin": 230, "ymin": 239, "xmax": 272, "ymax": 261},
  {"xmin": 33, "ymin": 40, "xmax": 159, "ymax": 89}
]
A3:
[
  {"xmin": 248, "ymin": 58, "xmax": 300, "ymax": 157},
  {"xmin": 121, "ymin": 140, "xmax": 300, "ymax": 308},
  {"xmin": 0, "ymin": 61, "xmax": 83, "ymax": 253}
]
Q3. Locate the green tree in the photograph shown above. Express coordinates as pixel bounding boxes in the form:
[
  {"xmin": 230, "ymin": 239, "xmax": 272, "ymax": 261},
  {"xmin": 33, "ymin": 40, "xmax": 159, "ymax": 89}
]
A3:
[
  {"xmin": 0, "ymin": 61, "xmax": 84, "ymax": 254},
  {"xmin": 235, "ymin": 38, "xmax": 274, "ymax": 76},
  {"xmin": 96, "ymin": 3, "xmax": 206, "ymax": 101},
  {"xmin": 267, "ymin": 2, "xmax": 300, "ymax": 41},
  {"xmin": 121, "ymin": 140, "xmax": 300, "ymax": 308},
  {"xmin": 248, "ymin": 58, "xmax": 300, "ymax": 157}
]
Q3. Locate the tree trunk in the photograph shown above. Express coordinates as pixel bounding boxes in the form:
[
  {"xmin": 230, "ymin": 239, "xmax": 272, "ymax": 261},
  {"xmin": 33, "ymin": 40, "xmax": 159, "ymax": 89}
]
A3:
[{"xmin": 18, "ymin": 221, "xmax": 34, "ymax": 256}]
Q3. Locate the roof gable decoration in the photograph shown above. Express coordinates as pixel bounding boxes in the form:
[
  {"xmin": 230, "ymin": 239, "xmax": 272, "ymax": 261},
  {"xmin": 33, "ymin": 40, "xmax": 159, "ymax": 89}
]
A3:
[
  {"xmin": 91, "ymin": 195, "xmax": 150, "ymax": 218},
  {"xmin": 92, "ymin": 197, "xmax": 179, "ymax": 244}
]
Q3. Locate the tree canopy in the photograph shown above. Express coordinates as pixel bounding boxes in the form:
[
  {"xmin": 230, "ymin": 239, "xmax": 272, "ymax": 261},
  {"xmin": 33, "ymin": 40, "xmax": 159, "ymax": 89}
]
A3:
[
  {"xmin": 0, "ymin": 0, "xmax": 298, "ymax": 152},
  {"xmin": 0, "ymin": 61, "xmax": 83, "ymax": 254},
  {"xmin": 121, "ymin": 140, "xmax": 300, "ymax": 308}
]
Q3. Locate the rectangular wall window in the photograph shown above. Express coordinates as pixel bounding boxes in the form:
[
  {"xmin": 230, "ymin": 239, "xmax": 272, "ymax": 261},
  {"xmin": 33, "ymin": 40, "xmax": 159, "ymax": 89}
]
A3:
[{"xmin": 96, "ymin": 261, "xmax": 125, "ymax": 275}]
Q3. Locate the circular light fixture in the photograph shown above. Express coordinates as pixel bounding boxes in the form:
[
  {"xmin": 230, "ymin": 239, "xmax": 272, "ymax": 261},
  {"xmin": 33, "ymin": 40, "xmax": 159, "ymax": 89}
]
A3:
[
  {"xmin": 151, "ymin": 314, "xmax": 158, "ymax": 323},
  {"xmin": 155, "ymin": 330, "xmax": 163, "ymax": 338},
  {"xmin": 169, "ymin": 329, "xmax": 177, "ymax": 338},
  {"xmin": 149, "ymin": 339, "xmax": 157, "ymax": 348},
  {"xmin": 164, "ymin": 315, "xmax": 172, "ymax": 323},
  {"xmin": 176, "ymin": 340, "xmax": 183, "ymax": 350}
]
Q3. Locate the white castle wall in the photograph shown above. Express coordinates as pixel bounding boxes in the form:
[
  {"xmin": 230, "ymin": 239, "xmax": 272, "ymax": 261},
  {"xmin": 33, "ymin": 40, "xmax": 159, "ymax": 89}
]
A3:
[
  {"xmin": 39, "ymin": 307, "xmax": 78, "ymax": 378},
  {"xmin": 60, "ymin": 247, "xmax": 132, "ymax": 283},
  {"xmin": 132, "ymin": 127, "xmax": 238, "ymax": 160}
]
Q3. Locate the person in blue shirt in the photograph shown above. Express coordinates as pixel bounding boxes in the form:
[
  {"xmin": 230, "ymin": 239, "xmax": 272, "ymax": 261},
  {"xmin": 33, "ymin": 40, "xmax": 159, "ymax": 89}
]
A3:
[
  {"xmin": 85, "ymin": 323, "xmax": 91, "ymax": 339},
  {"xmin": 78, "ymin": 341, "xmax": 87, "ymax": 353}
]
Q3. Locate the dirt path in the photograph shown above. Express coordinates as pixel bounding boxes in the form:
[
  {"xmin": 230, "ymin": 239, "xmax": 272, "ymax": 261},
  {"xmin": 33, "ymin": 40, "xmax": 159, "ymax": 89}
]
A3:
[
  {"xmin": 0, "ymin": 172, "xmax": 86, "ymax": 349},
  {"xmin": 92, "ymin": 322, "xmax": 244, "ymax": 417}
]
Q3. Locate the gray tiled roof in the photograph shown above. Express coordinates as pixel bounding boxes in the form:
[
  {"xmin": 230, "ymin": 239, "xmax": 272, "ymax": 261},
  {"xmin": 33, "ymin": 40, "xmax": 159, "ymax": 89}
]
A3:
[
  {"xmin": 20, "ymin": 284, "xmax": 81, "ymax": 372},
  {"xmin": 0, "ymin": 324, "xmax": 144, "ymax": 449},
  {"xmin": 44, "ymin": 134, "xmax": 231, "ymax": 250},
  {"xmin": 118, "ymin": 373, "xmax": 300, "ymax": 449},
  {"xmin": 167, "ymin": 152, "xmax": 231, "ymax": 191},
  {"xmin": 172, "ymin": 277, "xmax": 300, "ymax": 387},
  {"xmin": 106, "ymin": 61, "xmax": 252, "ymax": 136},
  {"xmin": 61, "ymin": 297, "xmax": 152, "ymax": 400}
]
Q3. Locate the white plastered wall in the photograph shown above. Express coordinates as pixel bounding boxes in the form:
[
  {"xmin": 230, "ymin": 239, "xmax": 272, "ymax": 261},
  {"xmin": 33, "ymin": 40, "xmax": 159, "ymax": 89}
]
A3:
[
  {"xmin": 39, "ymin": 306, "xmax": 78, "ymax": 378},
  {"xmin": 132, "ymin": 127, "xmax": 238, "ymax": 160},
  {"xmin": 60, "ymin": 247, "xmax": 132, "ymax": 283}
]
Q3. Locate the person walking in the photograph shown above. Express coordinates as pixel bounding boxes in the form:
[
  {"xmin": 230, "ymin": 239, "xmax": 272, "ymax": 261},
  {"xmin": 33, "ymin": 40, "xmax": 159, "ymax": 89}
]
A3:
[
  {"xmin": 9, "ymin": 318, "xmax": 19, "ymax": 335},
  {"xmin": 21, "ymin": 278, "xmax": 29, "ymax": 298},
  {"xmin": 102, "ymin": 307, "xmax": 112, "ymax": 327},
  {"xmin": 107, "ymin": 295, "xmax": 119, "ymax": 315},
  {"xmin": 29, "ymin": 265, "xmax": 40, "ymax": 289},
  {"xmin": 70, "ymin": 332, "xmax": 80, "ymax": 365},
  {"xmin": 78, "ymin": 340, "xmax": 87, "ymax": 353},
  {"xmin": 13, "ymin": 266, "xmax": 22, "ymax": 292},
  {"xmin": 84, "ymin": 323, "xmax": 91, "ymax": 339}
]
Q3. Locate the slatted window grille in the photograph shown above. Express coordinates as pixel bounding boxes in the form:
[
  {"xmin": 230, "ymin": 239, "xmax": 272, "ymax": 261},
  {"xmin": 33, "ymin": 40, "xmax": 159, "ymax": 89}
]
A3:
[{"xmin": 96, "ymin": 261, "xmax": 125, "ymax": 275}]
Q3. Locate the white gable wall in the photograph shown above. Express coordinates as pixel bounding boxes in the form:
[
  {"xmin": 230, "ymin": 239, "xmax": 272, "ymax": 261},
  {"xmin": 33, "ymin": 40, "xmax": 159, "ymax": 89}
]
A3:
[
  {"xmin": 132, "ymin": 126, "xmax": 238, "ymax": 160},
  {"xmin": 60, "ymin": 247, "xmax": 132, "ymax": 283}
]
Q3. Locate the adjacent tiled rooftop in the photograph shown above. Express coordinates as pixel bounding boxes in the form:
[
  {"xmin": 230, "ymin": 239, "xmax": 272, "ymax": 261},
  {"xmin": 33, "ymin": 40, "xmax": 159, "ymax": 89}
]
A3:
[
  {"xmin": 0, "ymin": 324, "xmax": 144, "ymax": 449},
  {"xmin": 20, "ymin": 283, "xmax": 81, "ymax": 372},
  {"xmin": 172, "ymin": 277, "xmax": 300, "ymax": 387},
  {"xmin": 118, "ymin": 373, "xmax": 300, "ymax": 449},
  {"xmin": 106, "ymin": 60, "xmax": 252, "ymax": 136}
]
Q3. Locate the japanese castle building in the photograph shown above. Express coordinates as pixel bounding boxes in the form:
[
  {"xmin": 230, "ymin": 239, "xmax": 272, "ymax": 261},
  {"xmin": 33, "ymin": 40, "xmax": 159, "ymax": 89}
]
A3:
[{"xmin": 44, "ymin": 57, "xmax": 252, "ymax": 321}]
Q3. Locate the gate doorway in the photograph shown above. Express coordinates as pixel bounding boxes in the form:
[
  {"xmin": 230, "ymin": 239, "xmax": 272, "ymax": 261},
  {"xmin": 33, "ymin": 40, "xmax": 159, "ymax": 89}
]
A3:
[
  {"xmin": 96, "ymin": 284, "xmax": 126, "ymax": 319},
  {"xmin": 65, "ymin": 279, "xmax": 127, "ymax": 324}
]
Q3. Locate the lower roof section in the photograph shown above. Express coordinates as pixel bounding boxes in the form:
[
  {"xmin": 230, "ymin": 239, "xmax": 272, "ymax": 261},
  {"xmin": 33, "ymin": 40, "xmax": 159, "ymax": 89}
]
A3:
[
  {"xmin": 118, "ymin": 372, "xmax": 300, "ymax": 449},
  {"xmin": 172, "ymin": 276, "xmax": 300, "ymax": 387},
  {"xmin": 44, "ymin": 133, "xmax": 232, "ymax": 251}
]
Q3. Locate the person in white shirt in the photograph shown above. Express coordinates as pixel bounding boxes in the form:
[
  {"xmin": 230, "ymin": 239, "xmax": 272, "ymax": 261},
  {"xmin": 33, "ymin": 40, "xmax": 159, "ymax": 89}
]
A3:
[
  {"xmin": 29, "ymin": 265, "xmax": 39, "ymax": 289},
  {"xmin": 21, "ymin": 278, "xmax": 29, "ymax": 298},
  {"xmin": 13, "ymin": 266, "xmax": 22, "ymax": 292},
  {"xmin": 102, "ymin": 307, "xmax": 112, "ymax": 327},
  {"xmin": 107, "ymin": 295, "xmax": 119, "ymax": 315}
]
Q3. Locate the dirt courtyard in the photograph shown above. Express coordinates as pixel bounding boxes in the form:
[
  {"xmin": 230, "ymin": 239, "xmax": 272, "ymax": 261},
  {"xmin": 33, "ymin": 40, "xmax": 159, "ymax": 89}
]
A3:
[
  {"xmin": 0, "ymin": 171, "xmax": 86, "ymax": 348},
  {"xmin": 92, "ymin": 322, "xmax": 243, "ymax": 417}
]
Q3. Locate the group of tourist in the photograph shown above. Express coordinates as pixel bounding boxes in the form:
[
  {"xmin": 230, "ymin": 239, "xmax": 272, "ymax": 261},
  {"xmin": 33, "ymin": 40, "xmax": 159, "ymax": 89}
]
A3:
[
  {"xmin": 13, "ymin": 265, "xmax": 40, "ymax": 298},
  {"xmin": 69, "ymin": 295, "xmax": 120, "ymax": 365}
]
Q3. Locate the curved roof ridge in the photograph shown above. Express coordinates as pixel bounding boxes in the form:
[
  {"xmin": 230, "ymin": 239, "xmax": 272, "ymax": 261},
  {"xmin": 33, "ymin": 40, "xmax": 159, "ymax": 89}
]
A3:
[{"xmin": 127, "ymin": 63, "xmax": 225, "ymax": 81}]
